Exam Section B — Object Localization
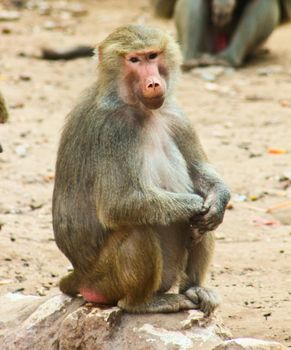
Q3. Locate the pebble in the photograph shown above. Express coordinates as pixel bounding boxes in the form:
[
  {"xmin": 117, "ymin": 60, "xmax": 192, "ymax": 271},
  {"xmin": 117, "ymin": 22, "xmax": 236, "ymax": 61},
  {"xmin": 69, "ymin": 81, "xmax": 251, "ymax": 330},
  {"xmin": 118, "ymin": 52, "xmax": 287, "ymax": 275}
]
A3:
[
  {"xmin": 19, "ymin": 73, "xmax": 32, "ymax": 81},
  {"xmin": 233, "ymin": 194, "xmax": 247, "ymax": 202},
  {"xmin": 15, "ymin": 144, "xmax": 28, "ymax": 157},
  {"xmin": 0, "ymin": 11, "xmax": 20, "ymax": 21},
  {"xmin": 192, "ymin": 66, "xmax": 225, "ymax": 82},
  {"xmin": 256, "ymin": 65, "xmax": 283, "ymax": 76}
]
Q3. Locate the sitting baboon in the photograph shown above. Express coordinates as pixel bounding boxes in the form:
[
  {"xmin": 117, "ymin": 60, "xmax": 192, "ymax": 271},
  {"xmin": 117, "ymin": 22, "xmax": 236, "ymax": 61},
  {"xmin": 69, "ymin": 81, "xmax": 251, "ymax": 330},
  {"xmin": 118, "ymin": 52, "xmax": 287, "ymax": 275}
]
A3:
[{"xmin": 52, "ymin": 25, "xmax": 230, "ymax": 314}]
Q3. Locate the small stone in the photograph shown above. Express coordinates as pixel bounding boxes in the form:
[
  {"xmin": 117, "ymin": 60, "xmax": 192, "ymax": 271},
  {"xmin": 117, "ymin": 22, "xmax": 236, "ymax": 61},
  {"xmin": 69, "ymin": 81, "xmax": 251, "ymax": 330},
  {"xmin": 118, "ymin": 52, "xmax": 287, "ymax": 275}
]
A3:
[
  {"xmin": 204, "ymin": 82, "xmax": 234, "ymax": 96},
  {"xmin": 68, "ymin": 3, "xmax": 87, "ymax": 17},
  {"xmin": 279, "ymin": 171, "xmax": 291, "ymax": 181},
  {"xmin": 233, "ymin": 194, "xmax": 247, "ymax": 202},
  {"xmin": 42, "ymin": 173, "xmax": 55, "ymax": 182},
  {"xmin": 0, "ymin": 11, "xmax": 20, "ymax": 21},
  {"xmin": 15, "ymin": 144, "xmax": 28, "ymax": 157},
  {"xmin": 36, "ymin": 287, "xmax": 47, "ymax": 296},
  {"xmin": 10, "ymin": 101, "xmax": 24, "ymax": 109},
  {"xmin": 249, "ymin": 153, "xmax": 262, "ymax": 158},
  {"xmin": 19, "ymin": 72, "xmax": 32, "ymax": 81},
  {"xmin": 43, "ymin": 20, "xmax": 58, "ymax": 30},
  {"xmin": 29, "ymin": 199, "xmax": 44, "ymax": 210},
  {"xmin": 1, "ymin": 25, "xmax": 13, "ymax": 34},
  {"xmin": 256, "ymin": 65, "xmax": 283, "ymax": 76},
  {"xmin": 279, "ymin": 99, "xmax": 290, "ymax": 107},
  {"xmin": 193, "ymin": 66, "xmax": 225, "ymax": 82},
  {"xmin": 0, "ymin": 279, "xmax": 13, "ymax": 285},
  {"xmin": 226, "ymin": 201, "xmax": 234, "ymax": 210},
  {"xmin": 245, "ymin": 94, "xmax": 268, "ymax": 102}
]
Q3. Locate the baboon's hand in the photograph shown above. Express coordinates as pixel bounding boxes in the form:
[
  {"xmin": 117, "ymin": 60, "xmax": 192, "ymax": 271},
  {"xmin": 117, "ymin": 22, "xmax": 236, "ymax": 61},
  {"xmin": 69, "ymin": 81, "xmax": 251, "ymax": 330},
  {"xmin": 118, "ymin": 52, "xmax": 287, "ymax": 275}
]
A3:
[
  {"xmin": 190, "ymin": 187, "xmax": 230, "ymax": 234},
  {"xmin": 161, "ymin": 192, "xmax": 206, "ymax": 225},
  {"xmin": 181, "ymin": 193, "xmax": 208, "ymax": 217}
]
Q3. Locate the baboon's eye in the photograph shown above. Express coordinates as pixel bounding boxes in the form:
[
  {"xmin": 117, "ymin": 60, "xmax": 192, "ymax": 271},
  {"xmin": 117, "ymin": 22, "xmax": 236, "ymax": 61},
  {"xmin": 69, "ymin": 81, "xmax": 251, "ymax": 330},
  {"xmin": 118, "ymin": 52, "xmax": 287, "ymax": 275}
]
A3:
[
  {"xmin": 148, "ymin": 53, "xmax": 158, "ymax": 60},
  {"xmin": 129, "ymin": 57, "xmax": 139, "ymax": 63}
]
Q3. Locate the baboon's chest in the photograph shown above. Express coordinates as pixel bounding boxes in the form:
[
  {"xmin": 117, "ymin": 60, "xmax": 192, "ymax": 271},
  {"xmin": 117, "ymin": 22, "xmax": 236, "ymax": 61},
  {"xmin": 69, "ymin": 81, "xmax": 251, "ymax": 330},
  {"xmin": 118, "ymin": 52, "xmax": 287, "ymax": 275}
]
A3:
[{"xmin": 143, "ymin": 119, "xmax": 193, "ymax": 193}]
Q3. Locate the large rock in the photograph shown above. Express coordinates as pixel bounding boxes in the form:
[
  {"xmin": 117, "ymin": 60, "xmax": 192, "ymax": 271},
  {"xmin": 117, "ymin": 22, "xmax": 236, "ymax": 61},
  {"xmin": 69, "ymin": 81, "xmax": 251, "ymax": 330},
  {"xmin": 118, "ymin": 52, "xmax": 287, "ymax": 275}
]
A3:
[
  {"xmin": 58, "ymin": 306, "xmax": 230, "ymax": 350},
  {"xmin": 0, "ymin": 293, "xmax": 84, "ymax": 350},
  {"xmin": 0, "ymin": 293, "xmax": 287, "ymax": 350}
]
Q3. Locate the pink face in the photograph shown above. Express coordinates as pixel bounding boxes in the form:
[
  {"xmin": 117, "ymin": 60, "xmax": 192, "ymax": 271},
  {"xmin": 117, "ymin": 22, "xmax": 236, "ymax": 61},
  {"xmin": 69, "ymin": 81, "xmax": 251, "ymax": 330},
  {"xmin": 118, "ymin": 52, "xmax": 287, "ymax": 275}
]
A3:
[{"xmin": 122, "ymin": 50, "xmax": 168, "ymax": 110}]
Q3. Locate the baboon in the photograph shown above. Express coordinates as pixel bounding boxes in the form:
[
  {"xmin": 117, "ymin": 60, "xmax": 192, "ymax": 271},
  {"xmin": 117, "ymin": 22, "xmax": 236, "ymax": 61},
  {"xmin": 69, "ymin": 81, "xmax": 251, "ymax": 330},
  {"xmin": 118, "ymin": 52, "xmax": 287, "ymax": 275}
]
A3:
[
  {"xmin": 154, "ymin": 0, "xmax": 291, "ymax": 68},
  {"xmin": 52, "ymin": 25, "xmax": 230, "ymax": 314}
]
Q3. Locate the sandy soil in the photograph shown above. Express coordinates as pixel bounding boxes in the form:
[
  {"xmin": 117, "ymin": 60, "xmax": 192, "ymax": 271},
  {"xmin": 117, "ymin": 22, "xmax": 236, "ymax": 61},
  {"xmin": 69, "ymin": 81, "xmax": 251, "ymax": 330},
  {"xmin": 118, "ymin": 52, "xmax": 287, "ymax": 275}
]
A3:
[{"xmin": 0, "ymin": 0, "xmax": 291, "ymax": 346}]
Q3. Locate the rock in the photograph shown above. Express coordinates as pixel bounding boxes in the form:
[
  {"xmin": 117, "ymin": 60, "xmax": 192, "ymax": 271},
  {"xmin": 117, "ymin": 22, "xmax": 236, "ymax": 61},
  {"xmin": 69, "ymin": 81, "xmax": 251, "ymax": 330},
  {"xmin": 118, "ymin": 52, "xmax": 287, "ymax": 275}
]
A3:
[
  {"xmin": 43, "ymin": 20, "xmax": 58, "ymax": 30},
  {"xmin": 279, "ymin": 99, "xmax": 290, "ymax": 108},
  {"xmin": 0, "ymin": 279, "xmax": 13, "ymax": 285},
  {"xmin": 233, "ymin": 194, "xmax": 247, "ymax": 202},
  {"xmin": 19, "ymin": 72, "xmax": 32, "ymax": 81},
  {"xmin": 0, "ymin": 293, "xmax": 43, "ymax": 335},
  {"xmin": 214, "ymin": 338, "xmax": 288, "ymax": 350},
  {"xmin": 256, "ymin": 65, "xmax": 283, "ymax": 76},
  {"xmin": 192, "ymin": 66, "xmax": 225, "ymax": 82},
  {"xmin": 204, "ymin": 82, "xmax": 235, "ymax": 96},
  {"xmin": 244, "ymin": 94, "xmax": 269, "ymax": 102},
  {"xmin": 29, "ymin": 199, "xmax": 44, "ymax": 210},
  {"xmin": 1, "ymin": 24, "xmax": 13, "ymax": 34},
  {"xmin": 0, "ymin": 293, "xmax": 287, "ymax": 350},
  {"xmin": 1, "ymin": 293, "xmax": 230, "ymax": 350},
  {"xmin": 1, "ymin": 293, "xmax": 83, "ymax": 350},
  {"xmin": 66, "ymin": 3, "xmax": 88, "ymax": 17},
  {"xmin": 0, "ymin": 11, "xmax": 20, "ymax": 21},
  {"xmin": 279, "ymin": 171, "xmax": 291, "ymax": 182},
  {"xmin": 15, "ymin": 144, "xmax": 28, "ymax": 157}
]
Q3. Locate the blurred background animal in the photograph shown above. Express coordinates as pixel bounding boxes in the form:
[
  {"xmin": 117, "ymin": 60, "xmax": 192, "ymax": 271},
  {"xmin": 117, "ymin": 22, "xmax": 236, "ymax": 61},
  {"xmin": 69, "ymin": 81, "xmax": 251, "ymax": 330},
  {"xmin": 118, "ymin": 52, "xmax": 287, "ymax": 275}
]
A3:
[{"xmin": 156, "ymin": 0, "xmax": 291, "ymax": 68}]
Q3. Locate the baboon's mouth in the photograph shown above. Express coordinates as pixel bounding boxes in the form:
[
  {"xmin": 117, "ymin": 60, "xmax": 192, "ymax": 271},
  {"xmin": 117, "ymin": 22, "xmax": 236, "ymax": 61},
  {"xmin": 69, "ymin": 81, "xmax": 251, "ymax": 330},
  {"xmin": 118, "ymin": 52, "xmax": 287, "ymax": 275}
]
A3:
[{"xmin": 140, "ymin": 95, "xmax": 165, "ymax": 110}]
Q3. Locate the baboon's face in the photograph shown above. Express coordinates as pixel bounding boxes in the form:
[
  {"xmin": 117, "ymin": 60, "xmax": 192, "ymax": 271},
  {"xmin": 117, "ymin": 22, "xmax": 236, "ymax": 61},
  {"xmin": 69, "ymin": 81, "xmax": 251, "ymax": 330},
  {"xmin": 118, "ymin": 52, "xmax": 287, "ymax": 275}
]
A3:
[{"xmin": 122, "ymin": 50, "xmax": 168, "ymax": 110}]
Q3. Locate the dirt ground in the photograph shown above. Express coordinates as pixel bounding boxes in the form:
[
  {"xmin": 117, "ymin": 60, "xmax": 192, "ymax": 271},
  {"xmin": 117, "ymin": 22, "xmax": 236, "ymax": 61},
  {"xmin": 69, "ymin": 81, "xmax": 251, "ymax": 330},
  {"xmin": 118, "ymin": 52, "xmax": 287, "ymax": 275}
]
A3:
[{"xmin": 0, "ymin": 0, "xmax": 291, "ymax": 346}]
